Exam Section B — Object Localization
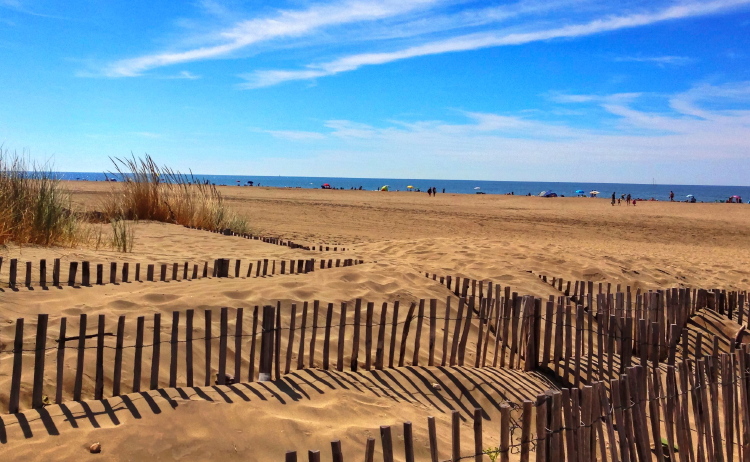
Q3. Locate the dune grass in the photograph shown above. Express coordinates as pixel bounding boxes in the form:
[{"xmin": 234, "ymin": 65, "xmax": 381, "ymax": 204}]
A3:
[
  {"xmin": 111, "ymin": 218, "xmax": 135, "ymax": 252},
  {"xmin": 103, "ymin": 155, "xmax": 250, "ymax": 233},
  {"xmin": 0, "ymin": 150, "xmax": 87, "ymax": 247}
]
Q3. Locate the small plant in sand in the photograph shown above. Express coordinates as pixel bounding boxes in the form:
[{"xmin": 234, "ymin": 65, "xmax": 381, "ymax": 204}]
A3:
[
  {"xmin": 103, "ymin": 154, "xmax": 250, "ymax": 233},
  {"xmin": 0, "ymin": 149, "xmax": 86, "ymax": 247},
  {"xmin": 485, "ymin": 447, "xmax": 500, "ymax": 462},
  {"xmin": 110, "ymin": 217, "xmax": 135, "ymax": 252}
]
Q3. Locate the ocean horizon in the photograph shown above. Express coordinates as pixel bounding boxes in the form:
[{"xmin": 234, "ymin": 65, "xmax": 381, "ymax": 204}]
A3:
[{"xmin": 57, "ymin": 172, "xmax": 750, "ymax": 204}]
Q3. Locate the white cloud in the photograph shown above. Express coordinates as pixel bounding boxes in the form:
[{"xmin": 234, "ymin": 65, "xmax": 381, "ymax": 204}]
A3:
[
  {"xmin": 264, "ymin": 129, "xmax": 327, "ymax": 140},
  {"xmin": 257, "ymin": 82, "xmax": 750, "ymax": 172},
  {"xmin": 101, "ymin": 0, "xmax": 443, "ymax": 77},
  {"xmin": 242, "ymin": 0, "xmax": 750, "ymax": 88},
  {"xmin": 614, "ymin": 55, "xmax": 694, "ymax": 65}
]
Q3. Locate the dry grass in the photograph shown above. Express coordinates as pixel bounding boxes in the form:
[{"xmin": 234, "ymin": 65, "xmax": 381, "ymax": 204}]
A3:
[
  {"xmin": 0, "ymin": 150, "xmax": 87, "ymax": 247},
  {"xmin": 111, "ymin": 218, "xmax": 135, "ymax": 252},
  {"xmin": 103, "ymin": 155, "xmax": 250, "ymax": 233}
]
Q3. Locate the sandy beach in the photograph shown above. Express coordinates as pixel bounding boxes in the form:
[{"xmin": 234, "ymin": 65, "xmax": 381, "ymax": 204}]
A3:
[{"xmin": 1, "ymin": 182, "xmax": 750, "ymax": 460}]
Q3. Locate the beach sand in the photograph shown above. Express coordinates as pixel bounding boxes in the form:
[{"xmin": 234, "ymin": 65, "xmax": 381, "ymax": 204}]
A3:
[{"xmin": 1, "ymin": 182, "xmax": 749, "ymax": 460}]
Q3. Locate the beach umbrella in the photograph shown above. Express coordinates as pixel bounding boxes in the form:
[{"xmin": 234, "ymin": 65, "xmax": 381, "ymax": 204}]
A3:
[
  {"xmin": 380, "ymin": 185, "xmax": 389, "ymax": 191},
  {"xmin": 575, "ymin": 190, "xmax": 585, "ymax": 194},
  {"xmin": 686, "ymin": 194, "xmax": 694, "ymax": 198},
  {"xmin": 474, "ymin": 187, "xmax": 481, "ymax": 190},
  {"xmin": 590, "ymin": 191, "xmax": 600, "ymax": 196},
  {"xmin": 407, "ymin": 185, "xmax": 413, "ymax": 189}
]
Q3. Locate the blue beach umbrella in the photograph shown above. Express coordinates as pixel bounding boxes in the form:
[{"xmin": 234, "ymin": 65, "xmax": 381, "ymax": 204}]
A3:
[{"xmin": 575, "ymin": 190, "xmax": 585, "ymax": 194}]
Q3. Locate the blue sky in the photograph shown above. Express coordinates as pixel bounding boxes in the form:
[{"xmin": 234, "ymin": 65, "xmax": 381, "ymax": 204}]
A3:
[{"xmin": 1, "ymin": 0, "xmax": 750, "ymax": 184}]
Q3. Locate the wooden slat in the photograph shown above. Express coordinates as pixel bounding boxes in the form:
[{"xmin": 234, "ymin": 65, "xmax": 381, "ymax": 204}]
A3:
[
  {"xmin": 234, "ymin": 307, "xmax": 243, "ymax": 380},
  {"xmin": 133, "ymin": 316, "xmax": 145, "ymax": 392},
  {"xmin": 39, "ymin": 258, "xmax": 46, "ymax": 287},
  {"xmin": 113, "ymin": 315, "xmax": 126, "ymax": 396},
  {"xmin": 336, "ymin": 302, "xmax": 348, "ymax": 371},
  {"xmin": 31, "ymin": 314, "xmax": 49, "ymax": 408},
  {"xmin": 451, "ymin": 410, "xmax": 461, "ymax": 462},
  {"xmin": 285, "ymin": 304, "xmax": 297, "ymax": 374},
  {"xmin": 375, "ymin": 302, "xmax": 388, "ymax": 370},
  {"xmin": 535, "ymin": 394, "xmax": 548, "ymax": 462},
  {"xmin": 55, "ymin": 317, "xmax": 67, "ymax": 404},
  {"xmin": 53, "ymin": 258, "xmax": 60, "ymax": 286},
  {"xmin": 274, "ymin": 302, "xmax": 281, "ymax": 379},
  {"xmin": 474, "ymin": 298, "xmax": 486, "ymax": 368},
  {"xmin": 297, "ymin": 302, "xmax": 308, "ymax": 370},
  {"xmin": 427, "ymin": 298, "xmax": 437, "ymax": 366},
  {"xmin": 474, "ymin": 408, "xmax": 483, "ymax": 462},
  {"xmin": 73, "ymin": 314, "xmax": 87, "ymax": 401},
  {"xmin": 500, "ymin": 404, "xmax": 510, "ymax": 462},
  {"xmin": 204, "ymin": 309, "xmax": 212, "ymax": 386},
  {"xmin": 351, "ymin": 299, "xmax": 361, "ymax": 371},
  {"xmin": 520, "ymin": 400, "xmax": 532, "ymax": 462},
  {"xmin": 404, "ymin": 421, "xmax": 415, "ymax": 462},
  {"xmin": 381, "ymin": 425, "xmax": 395, "ymax": 462},
  {"xmin": 441, "ymin": 297, "xmax": 451, "ymax": 366},
  {"xmin": 399, "ymin": 302, "xmax": 417, "ymax": 367},
  {"xmin": 308, "ymin": 301, "xmax": 319, "ymax": 368},
  {"xmin": 323, "ymin": 303, "xmax": 333, "ymax": 370},
  {"xmin": 9, "ymin": 318, "xmax": 24, "ymax": 413},
  {"xmin": 412, "ymin": 299, "xmax": 425, "ymax": 366},
  {"xmin": 428, "ymin": 416, "xmax": 439, "ymax": 462},
  {"xmin": 94, "ymin": 314, "xmax": 106, "ymax": 400},
  {"xmin": 365, "ymin": 302, "xmax": 374, "ymax": 370},
  {"xmin": 169, "ymin": 311, "xmax": 180, "ymax": 388},
  {"xmin": 388, "ymin": 301, "xmax": 400, "ymax": 368},
  {"xmin": 248, "ymin": 306, "xmax": 258, "ymax": 381},
  {"xmin": 258, "ymin": 305, "xmax": 275, "ymax": 381},
  {"xmin": 449, "ymin": 298, "xmax": 465, "ymax": 366},
  {"xmin": 150, "ymin": 313, "xmax": 161, "ymax": 389},
  {"xmin": 458, "ymin": 296, "xmax": 476, "ymax": 366},
  {"xmin": 218, "ymin": 307, "xmax": 228, "ymax": 385},
  {"xmin": 185, "ymin": 309, "xmax": 195, "ymax": 387}
]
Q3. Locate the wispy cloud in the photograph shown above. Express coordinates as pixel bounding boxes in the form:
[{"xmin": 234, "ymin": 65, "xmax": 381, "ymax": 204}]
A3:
[
  {"xmin": 614, "ymin": 55, "xmax": 694, "ymax": 65},
  {"xmin": 0, "ymin": 0, "xmax": 69, "ymax": 19},
  {"xmin": 242, "ymin": 0, "xmax": 749, "ymax": 88},
  {"xmin": 101, "ymin": 0, "xmax": 443, "ymax": 77},
  {"xmin": 263, "ymin": 129, "xmax": 327, "ymax": 141},
  {"xmin": 256, "ymin": 81, "xmax": 750, "ymax": 173},
  {"xmin": 160, "ymin": 70, "xmax": 202, "ymax": 80}
]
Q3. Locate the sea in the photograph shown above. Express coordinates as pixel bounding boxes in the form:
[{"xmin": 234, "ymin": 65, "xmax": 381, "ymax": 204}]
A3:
[{"xmin": 57, "ymin": 172, "xmax": 750, "ymax": 204}]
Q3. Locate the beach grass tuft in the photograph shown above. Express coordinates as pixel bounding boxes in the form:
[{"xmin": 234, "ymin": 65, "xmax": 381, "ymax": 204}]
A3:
[
  {"xmin": 110, "ymin": 218, "xmax": 135, "ymax": 252},
  {"xmin": 103, "ymin": 155, "xmax": 250, "ymax": 233},
  {"xmin": 0, "ymin": 149, "xmax": 87, "ymax": 247}
]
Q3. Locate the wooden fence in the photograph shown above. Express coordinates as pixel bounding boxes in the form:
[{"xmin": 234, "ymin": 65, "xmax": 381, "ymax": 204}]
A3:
[
  {"xmin": 0, "ymin": 295, "xmax": 497, "ymax": 414},
  {"xmin": 187, "ymin": 225, "xmax": 349, "ymax": 252},
  {"xmin": 0, "ymin": 256, "xmax": 364, "ymax": 290},
  {"xmin": 4, "ymin": 270, "xmax": 750, "ymax": 460},
  {"xmin": 285, "ymin": 350, "xmax": 750, "ymax": 461}
]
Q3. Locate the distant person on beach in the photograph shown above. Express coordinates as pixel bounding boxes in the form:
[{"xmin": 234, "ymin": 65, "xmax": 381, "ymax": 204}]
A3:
[
  {"xmin": 442, "ymin": 188, "xmax": 445, "ymax": 193},
  {"xmin": 428, "ymin": 188, "xmax": 432, "ymax": 197},
  {"xmin": 626, "ymin": 193, "xmax": 631, "ymax": 205},
  {"xmin": 611, "ymin": 192, "xmax": 616, "ymax": 206},
  {"xmin": 670, "ymin": 191, "xmax": 674, "ymax": 201}
]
